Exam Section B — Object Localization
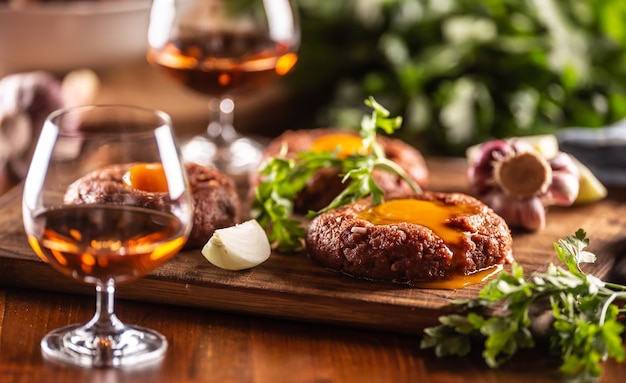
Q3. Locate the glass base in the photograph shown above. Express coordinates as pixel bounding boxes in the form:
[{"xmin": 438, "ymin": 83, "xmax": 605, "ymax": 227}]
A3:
[
  {"xmin": 41, "ymin": 323, "xmax": 167, "ymax": 368},
  {"xmin": 182, "ymin": 134, "xmax": 264, "ymax": 177}
]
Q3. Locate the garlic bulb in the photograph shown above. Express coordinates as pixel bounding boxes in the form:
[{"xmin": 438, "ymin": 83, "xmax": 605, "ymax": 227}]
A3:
[
  {"xmin": 467, "ymin": 138, "xmax": 580, "ymax": 231},
  {"xmin": 0, "ymin": 70, "xmax": 99, "ymax": 178}
]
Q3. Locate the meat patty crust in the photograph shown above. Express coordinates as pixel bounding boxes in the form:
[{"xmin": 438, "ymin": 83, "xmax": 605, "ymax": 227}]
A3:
[
  {"xmin": 258, "ymin": 128, "xmax": 429, "ymax": 212},
  {"xmin": 64, "ymin": 162, "xmax": 240, "ymax": 249},
  {"xmin": 305, "ymin": 192, "xmax": 513, "ymax": 284}
]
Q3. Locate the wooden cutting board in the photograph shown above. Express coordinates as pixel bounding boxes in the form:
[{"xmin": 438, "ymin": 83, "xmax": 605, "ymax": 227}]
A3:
[{"xmin": 1, "ymin": 157, "xmax": 624, "ymax": 334}]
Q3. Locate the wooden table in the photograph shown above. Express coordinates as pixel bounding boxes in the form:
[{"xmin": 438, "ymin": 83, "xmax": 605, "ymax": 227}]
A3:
[
  {"xmin": 0, "ymin": 284, "xmax": 596, "ymax": 383},
  {"xmin": 1, "ymin": 158, "xmax": 626, "ymax": 383},
  {"xmin": 1, "ymin": 63, "xmax": 625, "ymax": 382},
  {"xmin": 1, "ymin": 283, "xmax": 623, "ymax": 383}
]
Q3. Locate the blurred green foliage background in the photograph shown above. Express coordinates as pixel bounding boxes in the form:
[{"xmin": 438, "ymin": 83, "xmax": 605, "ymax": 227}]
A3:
[{"xmin": 287, "ymin": 0, "xmax": 626, "ymax": 155}]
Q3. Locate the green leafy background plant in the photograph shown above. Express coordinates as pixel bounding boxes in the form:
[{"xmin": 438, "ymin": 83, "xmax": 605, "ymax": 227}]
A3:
[{"xmin": 288, "ymin": 0, "xmax": 626, "ymax": 155}]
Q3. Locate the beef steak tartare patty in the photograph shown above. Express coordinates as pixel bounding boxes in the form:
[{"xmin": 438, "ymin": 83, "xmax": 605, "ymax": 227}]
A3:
[
  {"xmin": 305, "ymin": 192, "xmax": 513, "ymax": 284},
  {"xmin": 258, "ymin": 128, "xmax": 429, "ymax": 212},
  {"xmin": 64, "ymin": 162, "xmax": 240, "ymax": 248}
]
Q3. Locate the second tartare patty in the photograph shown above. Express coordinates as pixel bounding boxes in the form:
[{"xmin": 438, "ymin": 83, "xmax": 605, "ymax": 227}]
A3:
[
  {"xmin": 257, "ymin": 128, "xmax": 429, "ymax": 213},
  {"xmin": 305, "ymin": 192, "xmax": 513, "ymax": 285}
]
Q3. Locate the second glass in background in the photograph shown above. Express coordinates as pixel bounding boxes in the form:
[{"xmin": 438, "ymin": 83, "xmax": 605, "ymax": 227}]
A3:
[{"xmin": 147, "ymin": 0, "xmax": 300, "ymax": 177}]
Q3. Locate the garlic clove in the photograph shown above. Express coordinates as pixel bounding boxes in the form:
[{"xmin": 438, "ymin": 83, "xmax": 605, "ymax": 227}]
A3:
[
  {"xmin": 201, "ymin": 219, "xmax": 271, "ymax": 270},
  {"xmin": 545, "ymin": 171, "xmax": 580, "ymax": 206},
  {"xmin": 481, "ymin": 192, "xmax": 545, "ymax": 231},
  {"xmin": 518, "ymin": 197, "xmax": 546, "ymax": 231}
]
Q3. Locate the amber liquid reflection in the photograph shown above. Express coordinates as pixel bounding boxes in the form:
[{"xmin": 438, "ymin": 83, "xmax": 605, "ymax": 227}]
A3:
[
  {"xmin": 28, "ymin": 204, "xmax": 187, "ymax": 284},
  {"xmin": 147, "ymin": 32, "xmax": 298, "ymax": 96}
]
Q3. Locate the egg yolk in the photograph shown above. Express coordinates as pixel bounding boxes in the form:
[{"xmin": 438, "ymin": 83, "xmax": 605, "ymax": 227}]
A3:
[
  {"xmin": 359, "ymin": 198, "xmax": 500, "ymax": 289},
  {"xmin": 359, "ymin": 199, "xmax": 477, "ymax": 248},
  {"xmin": 413, "ymin": 264, "xmax": 503, "ymax": 290},
  {"xmin": 310, "ymin": 133, "xmax": 369, "ymax": 159},
  {"xmin": 123, "ymin": 163, "xmax": 169, "ymax": 193}
]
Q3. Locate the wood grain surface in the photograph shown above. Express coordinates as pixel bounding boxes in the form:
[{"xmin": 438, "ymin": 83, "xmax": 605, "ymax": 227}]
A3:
[
  {"xmin": 1, "ymin": 157, "xmax": 625, "ymax": 335},
  {"xmin": 4, "ymin": 284, "xmax": 626, "ymax": 383}
]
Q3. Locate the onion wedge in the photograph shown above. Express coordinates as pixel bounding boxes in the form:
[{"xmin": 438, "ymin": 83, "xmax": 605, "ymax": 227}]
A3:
[{"xmin": 201, "ymin": 220, "xmax": 271, "ymax": 270}]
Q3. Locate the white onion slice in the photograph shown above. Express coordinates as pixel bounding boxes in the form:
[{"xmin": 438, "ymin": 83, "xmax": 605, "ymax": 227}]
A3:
[{"xmin": 201, "ymin": 220, "xmax": 271, "ymax": 270}]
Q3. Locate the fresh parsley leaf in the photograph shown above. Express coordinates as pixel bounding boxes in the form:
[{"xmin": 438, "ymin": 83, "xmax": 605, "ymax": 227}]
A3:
[
  {"xmin": 252, "ymin": 152, "xmax": 336, "ymax": 252},
  {"xmin": 252, "ymin": 97, "xmax": 422, "ymax": 252},
  {"xmin": 554, "ymin": 229, "xmax": 596, "ymax": 276},
  {"xmin": 421, "ymin": 230, "xmax": 626, "ymax": 383}
]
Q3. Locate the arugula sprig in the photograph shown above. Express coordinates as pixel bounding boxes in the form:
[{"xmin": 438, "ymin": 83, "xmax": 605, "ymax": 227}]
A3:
[
  {"xmin": 421, "ymin": 229, "xmax": 626, "ymax": 383},
  {"xmin": 252, "ymin": 97, "xmax": 422, "ymax": 252}
]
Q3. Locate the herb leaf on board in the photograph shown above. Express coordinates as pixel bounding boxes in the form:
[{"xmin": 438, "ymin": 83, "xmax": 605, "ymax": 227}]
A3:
[
  {"xmin": 421, "ymin": 229, "xmax": 626, "ymax": 383},
  {"xmin": 252, "ymin": 97, "xmax": 421, "ymax": 252}
]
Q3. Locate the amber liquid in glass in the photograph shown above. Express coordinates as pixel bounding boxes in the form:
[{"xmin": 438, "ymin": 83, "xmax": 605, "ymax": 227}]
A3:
[
  {"xmin": 28, "ymin": 204, "xmax": 187, "ymax": 284},
  {"xmin": 147, "ymin": 31, "xmax": 298, "ymax": 96}
]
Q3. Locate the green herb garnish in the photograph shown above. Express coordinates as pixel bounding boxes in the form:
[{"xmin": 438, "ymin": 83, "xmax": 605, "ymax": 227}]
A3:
[
  {"xmin": 252, "ymin": 97, "xmax": 422, "ymax": 252},
  {"xmin": 421, "ymin": 229, "xmax": 626, "ymax": 383}
]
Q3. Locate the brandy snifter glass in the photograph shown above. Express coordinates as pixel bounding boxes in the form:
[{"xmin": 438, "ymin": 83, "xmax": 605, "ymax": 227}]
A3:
[{"xmin": 22, "ymin": 105, "xmax": 194, "ymax": 367}]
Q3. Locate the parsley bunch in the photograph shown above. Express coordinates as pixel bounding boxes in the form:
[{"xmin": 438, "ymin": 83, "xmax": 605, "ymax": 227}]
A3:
[
  {"xmin": 421, "ymin": 229, "xmax": 626, "ymax": 383},
  {"xmin": 252, "ymin": 97, "xmax": 422, "ymax": 253}
]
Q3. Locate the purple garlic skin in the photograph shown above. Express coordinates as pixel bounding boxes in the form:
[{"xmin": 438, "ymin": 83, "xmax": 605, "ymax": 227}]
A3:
[
  {"xmin": 1, "ymin": 69, "xmax": 99, "ymax": 189},
  {"xmin": 480, "ymin": 191, "xmax": 547, "ymax": 231},
  {"xmin": 0, "ymin": 71, "xmax": 65, "ymax": 178},
  {"xmin": 543, "ymin": 152, "xmax": 580, "ymax": 206},
  {"xmin": 467, "ymin": 139, "xmax": 580, "ymax": 231}
]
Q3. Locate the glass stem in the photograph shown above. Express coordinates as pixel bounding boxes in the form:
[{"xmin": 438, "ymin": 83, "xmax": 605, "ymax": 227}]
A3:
[
  {"xmin": 78, "ymin": 279, "xmax": 125, "ymax": 366},
  {"xmin": 207, "ymin": 96, "xmax": 237, "ymax": 149},
  {"xmin": 86, "ymin": 279, "xmax": 125, "ymax": 334}
]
